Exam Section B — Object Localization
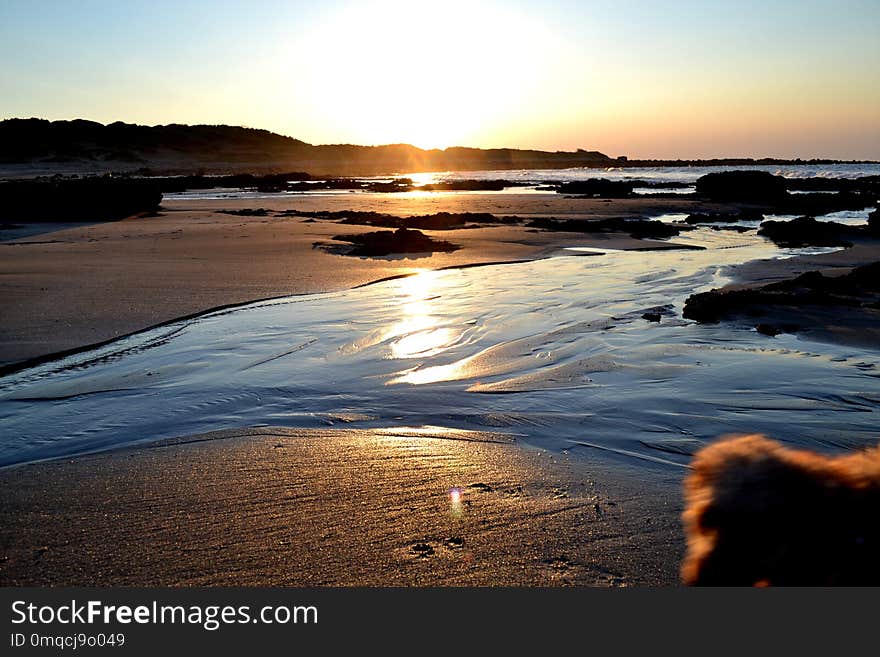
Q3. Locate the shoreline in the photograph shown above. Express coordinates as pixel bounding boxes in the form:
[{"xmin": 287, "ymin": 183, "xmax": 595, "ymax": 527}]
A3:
[
  {"xmin": 5, "ymin": 158, "xmax": 879, "ymax": 181},
  {"xmin": 0, "ymin": 256, "xmax": 568, "ymax": 378}
]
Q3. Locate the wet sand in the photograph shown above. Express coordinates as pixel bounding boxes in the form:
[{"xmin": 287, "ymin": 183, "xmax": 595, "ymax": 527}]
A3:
[
  {"xmin": 0, "ymin": 426, "xmax": 683, "ymax": 586},
  {"xmin": 0, "ymin": 194, "xmax": 719, "ymax": 366}
]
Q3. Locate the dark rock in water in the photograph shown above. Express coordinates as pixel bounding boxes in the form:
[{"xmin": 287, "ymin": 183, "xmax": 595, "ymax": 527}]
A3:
[
  {"xmin": 628, "ymin": 180, "xmax": 693, "ymax": 190},
  {"xmin": 337, "ymin": 210, "xmax": 471, "ymax": 229},
  {"xmin": 286, "ymin": 180, "xmax": 350, "ymax": 192},
  {"xmin": 555, "ymin": 179, "xmax": 635, "ymax": 198},
  {"xmin": 527, "ymin": 216, "xmax": 682, "ymax": 240},
  {"xmin": 869, "ymin": 208, "xmax": 880, "ymax": 235},
  {"xmin": 685, "ymin": 209, "xmax": 764, "ymax": 224},
  {"xmin": 0, "ymin": 177, "xmax": 162, "ymax": 222},
  {"xmin": 779, "ymin": 190, "xmax": 875, "ymax": 216},
  {"xmin": 690, "ymin": 170, "xmax": 874, "ymax": 215},
  {"xmin": 155, "ymin": 172, "xmax": 313, "ymax": 193},
  {"xmin": 683, "ymin": 262, "xmax": 880, "ymax": 324},
  {"xmin": 710, "ymin": 225, "xmax": 754, "ymax": 233},
  {"xmin": 757, "ymin": 215, "xmax": 861, "ymax": 247},
  {"xmin": 639, "ymin": 304, "xmax": 676, "ymax": 321},
  {"xmin": 244, "ymin": 177, "xmax": 528, "ymax": 194},
  {"xmin": 755, "ymin": 323, "xmax": 781, "ymax": 336},
  {"xmin": 695, "ymin": 170, "xmax": 788, "ymax": 203},
  {"xmin": 219, "ymin": 208, "xmax": 272, "ymax": 216},
  {"xmin": 283, "ymin": 209, "xmax": 521, "ymax": 230},
  {"xmin": 364, "ymin": 179, "xmax": 413, "ymax": 193},
  {"xmin": 417, "ymin": 179, "xmax": 529, "ymax": 192},
  {"xmin": 784, "ymin": 175, "xmax": 880, "ymax": 194},
  {"xmin": 327, "ymin": 227, "xmax": 460, "ymax": 257}
]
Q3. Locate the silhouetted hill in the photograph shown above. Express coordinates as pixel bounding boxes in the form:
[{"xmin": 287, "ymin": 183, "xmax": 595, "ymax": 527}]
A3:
[
  {"xmin": 0, "ymin": 118, "xmax": 308, "ymax": 166},
  {"xmin": 0, "ymin": 119, "xmax": 611, "ymax": 176}
]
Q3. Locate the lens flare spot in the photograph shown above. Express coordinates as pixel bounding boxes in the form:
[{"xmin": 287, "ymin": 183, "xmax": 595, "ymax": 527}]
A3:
[{"xmin": 449, "ymin": 487, "xmax": 464, "ymax": 515}]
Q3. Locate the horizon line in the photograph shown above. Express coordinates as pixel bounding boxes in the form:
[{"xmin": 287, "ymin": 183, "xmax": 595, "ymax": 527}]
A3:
[{"xmin": 3, "ymin": 116, "xmax": 879, "ymax": 163}]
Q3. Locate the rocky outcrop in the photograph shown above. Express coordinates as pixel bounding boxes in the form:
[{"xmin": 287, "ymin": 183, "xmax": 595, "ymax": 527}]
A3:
[
  {"xmin": 283, "ymin": 209, "xmax": 521, "ymax": 229},
  {"xmin": 757, "ymin": 216, "xmax": 865, "ymax": 247},
  {"xmin": 695, "ymin": 171, "xmax": 789, "ymax": 203},
  {"xmin": 219, "ymin": 208, "xmax": 272, "ymax": 216},
  {"xmin": 683, "ymin": 262, "xmax": 880, "ymax": 325},
  {"xmin": 694, "ymin": 171, "xmax": 876, "ymax": 216},
  {"xmin": 417, "ymin": 179, "xmax": 530, "ymax": 191},
  {"xmin": 527, "ymin": 216, "xmax": 684, "ymax": 240},
  {"xmin": 555, "ymin": 179, "xmax": 635, "ymax": 198},
  {"xmin": 780, "ymin": 191, "xmax": 876, "ymax": 216},
  {"xmin": 868, "ymin": 208, "xmax": 879, "ymax": 235},
  {"xmin": 0, "ymin": 177, "xmax": 162, "ymax": 222},
  {"xmin": 684, "ymin": 210, "xmax": 764, "ymax": 224},
  {"xmin": 324, "ymin": 227, "xmax": 460, "ymax": 257},
  {"xmin": 783, "ymin": 175, "xmax": 880, "ymax": 194}
]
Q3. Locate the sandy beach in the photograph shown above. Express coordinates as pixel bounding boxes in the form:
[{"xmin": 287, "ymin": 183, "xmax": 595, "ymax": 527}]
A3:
[
  {"xmin": 1, "ymin": 187, "xmax": 877, "ymax": 587},
  {"xmin": 0, "ymin": 426, "xmax": 682, "ymax": 586}
]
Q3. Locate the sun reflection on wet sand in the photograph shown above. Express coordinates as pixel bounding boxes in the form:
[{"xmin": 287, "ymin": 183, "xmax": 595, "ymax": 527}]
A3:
[
  {"xmin": 391, "ymin": 327, "xmax": 460, "ymax": 358},
  {"xmin": 340, "ymin": 269, "xmax": 472, "ymax": 363},
  {"xmin": 391, "ymin": 358, "xmax": 477, "ymax": 386}
]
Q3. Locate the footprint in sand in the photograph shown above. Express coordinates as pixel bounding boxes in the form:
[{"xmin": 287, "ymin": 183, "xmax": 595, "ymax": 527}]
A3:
[
  {"xmin": 539, "ymin": 556, "xmax": 577, "ymax": 583},
  {"xmin": 502, "ymin": 485, "xmax": 524, "ymax": 498},
  {"xmin": 410, "ymin": 542, "xmax": 435, "ymax": 558},
  {"xmin": 408, "ymin": 537, "xmax": 466, "ymax": 559}
]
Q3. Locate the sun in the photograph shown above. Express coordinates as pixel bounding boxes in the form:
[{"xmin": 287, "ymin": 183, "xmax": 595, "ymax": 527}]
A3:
[{"xmin": 285, "ymin": 0, "xmax": 557, "ymax": 149}]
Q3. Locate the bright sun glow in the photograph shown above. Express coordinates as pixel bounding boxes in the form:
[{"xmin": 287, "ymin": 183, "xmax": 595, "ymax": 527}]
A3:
[{"xmin": 287, "ymin": 0, "xmax": 559, "ymax": 149}]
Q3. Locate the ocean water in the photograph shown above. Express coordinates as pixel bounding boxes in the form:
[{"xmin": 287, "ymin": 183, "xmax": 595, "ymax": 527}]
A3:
[
  {"xmin": 1, "ymin": 225, "xmax": 877, "ymax": 469},
  {"xmin": 164, "ymin": 163, "xmax": 880, "ymax": 201},
  {"xmin": 415, "ymin": 163, "xmax": 880, "ymax": 185}
]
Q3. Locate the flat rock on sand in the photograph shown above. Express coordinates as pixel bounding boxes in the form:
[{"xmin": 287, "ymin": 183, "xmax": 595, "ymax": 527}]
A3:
[{"xmin": 0, "ymin": 427, "xmax": 683, "ymax": 586}]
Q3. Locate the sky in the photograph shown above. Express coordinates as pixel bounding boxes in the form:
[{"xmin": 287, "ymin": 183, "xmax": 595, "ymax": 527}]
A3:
[{"xmin": 1, "ymin": 0, "xmax": 878, "ymax": 158}]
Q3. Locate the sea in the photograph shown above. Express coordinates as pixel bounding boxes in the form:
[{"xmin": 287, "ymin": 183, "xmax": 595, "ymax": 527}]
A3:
[{"xmin": 164, "ymin": 162, "xmax": 880, "ymax": 200}]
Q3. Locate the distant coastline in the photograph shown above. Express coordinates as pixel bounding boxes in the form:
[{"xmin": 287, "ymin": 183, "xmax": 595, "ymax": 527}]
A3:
[{"xmin": 2, "ymin": 118, "xmax": 876, "ymax": 178}]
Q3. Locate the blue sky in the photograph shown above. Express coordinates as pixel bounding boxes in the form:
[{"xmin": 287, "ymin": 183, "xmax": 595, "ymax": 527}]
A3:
[{"xmin": 1, "ymin": 0, "xmax": 878, "ymax": 157}]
